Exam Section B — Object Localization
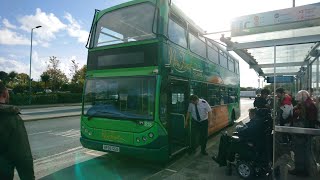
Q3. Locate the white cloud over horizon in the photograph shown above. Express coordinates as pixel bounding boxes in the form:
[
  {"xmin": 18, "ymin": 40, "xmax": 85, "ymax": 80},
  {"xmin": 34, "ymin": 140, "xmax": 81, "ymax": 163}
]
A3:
[
  {"xmin": 64, "ymin": 13, "xmax": 89, "ymax": 43},
  {"xmin": 0, "ymin": 8, "xmax": 88, "ymax": 81},
  {"xmin": 0, "ymin": 28, "xmax": 29, "ymax": 45},
  {"xmin": 18, "ymin": 8, "xmax": 66, "ymax": 42},
  {"xmin": 0, "ymin": 8, "xmax": 89, "ymax": 47}
]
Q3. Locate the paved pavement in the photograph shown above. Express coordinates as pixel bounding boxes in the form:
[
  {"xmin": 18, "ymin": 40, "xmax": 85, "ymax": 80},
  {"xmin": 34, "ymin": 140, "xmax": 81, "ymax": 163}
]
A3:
[{"xmin": 19, "ymin": 104, "xmax": 81, "ymax": 121}]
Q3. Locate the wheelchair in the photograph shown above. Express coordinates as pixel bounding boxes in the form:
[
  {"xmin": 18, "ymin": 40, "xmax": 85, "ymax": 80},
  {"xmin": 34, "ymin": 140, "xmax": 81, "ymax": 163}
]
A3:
[{"xmin": 213, "ymin": 108, "xmax": 273, "ymax": 179}]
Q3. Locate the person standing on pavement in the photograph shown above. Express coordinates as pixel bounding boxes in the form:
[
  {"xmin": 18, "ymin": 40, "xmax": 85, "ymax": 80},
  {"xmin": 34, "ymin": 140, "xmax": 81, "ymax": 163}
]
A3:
[
  {"xmin": 0, "ymin": 82, "xmax": 35, "ymax": 180},
  {"xmin": 276, "ymin": 87, "xmax": 293, "ymax": 126},
  {"xmin": 254, "ymin": 88, "xmax": 271, "ymax": 109},
  {"xmin": 185, "ymin": 95, "xmax": 212, "ymax": 155},
  {"xmin": 289, "ymin": 90, "xmax": 317, "ymax": 177}
]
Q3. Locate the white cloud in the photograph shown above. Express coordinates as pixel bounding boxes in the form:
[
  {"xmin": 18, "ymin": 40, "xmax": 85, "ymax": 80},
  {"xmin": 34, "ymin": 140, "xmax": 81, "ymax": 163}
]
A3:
[
  {"xmin": 64, "ymin": 13, "xmax": 89, "ymax": 43},
  {"xmin": 29, "ymin": 51, "xmax": 48, "ymax": 80},
  {"xmin": 0, "ymin": 52, "xmax": 48, "ymax": 81},
  {"xmin": 0, "ymin": 57, "xmax": 29, "ymax": 75},
  {"xmin": 3, "ymin": 19, "xmax": 17, "ymax": 29},
  {"xmin": 0, "ymin": 28, "xmax": 29, "ymax": 45},
  {"xmin": 18, "ymin": 8, "xmax": 66, "ymax": 41}
]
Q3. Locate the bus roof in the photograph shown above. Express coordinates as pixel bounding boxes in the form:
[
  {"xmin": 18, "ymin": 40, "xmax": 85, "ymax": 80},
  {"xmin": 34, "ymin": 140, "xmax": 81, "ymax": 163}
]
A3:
[{"xmin": 96, "ymin": 0, "xmax": 156, "ymax": 20}]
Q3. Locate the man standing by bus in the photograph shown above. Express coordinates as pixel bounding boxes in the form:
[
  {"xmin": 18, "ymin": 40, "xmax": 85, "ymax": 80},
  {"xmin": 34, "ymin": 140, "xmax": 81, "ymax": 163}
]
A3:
[
  {"xmin": 0, "ymin": 82, "xmax": 35, "ymax": 179},
  {"xmin": 185, "ymin": 95, "xmax": 212, "ymax": 155}
]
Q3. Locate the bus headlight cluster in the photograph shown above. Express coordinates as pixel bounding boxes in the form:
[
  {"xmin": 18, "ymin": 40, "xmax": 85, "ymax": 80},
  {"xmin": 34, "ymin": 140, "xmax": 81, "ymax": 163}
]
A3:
[
  {"xmin": 136, "ymin": 132, "xmax": 155, "ymax": 143},
  {"xmin": 82, "ymin": 126, "xmax": 93, "ymax": 136},
  {"xmin": 148, "ymin": 132, "xmax": 154, "ymax": 138},
  {"xmin": 142, "ymin": 136, "xmax": 147, "ymax": 141}
]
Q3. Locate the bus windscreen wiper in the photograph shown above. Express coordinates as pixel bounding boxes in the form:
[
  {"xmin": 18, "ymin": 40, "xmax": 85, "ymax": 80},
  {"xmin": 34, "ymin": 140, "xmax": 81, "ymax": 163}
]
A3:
[{"xmin": 87, "ymin": 111, "xmax": 124, "ymax": 120}]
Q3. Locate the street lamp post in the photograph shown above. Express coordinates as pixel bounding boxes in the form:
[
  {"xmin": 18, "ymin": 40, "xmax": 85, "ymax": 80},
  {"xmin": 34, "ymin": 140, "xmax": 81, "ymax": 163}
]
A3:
[{"xmin": 29, "ymin": 25, "xmax": 42, "ymax": 105}]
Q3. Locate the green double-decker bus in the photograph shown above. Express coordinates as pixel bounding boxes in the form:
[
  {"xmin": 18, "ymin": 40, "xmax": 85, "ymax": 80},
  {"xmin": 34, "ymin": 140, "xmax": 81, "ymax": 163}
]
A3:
[{"xmin": 80, "ymin": 0, "xmax": 240, "ymax": 162}]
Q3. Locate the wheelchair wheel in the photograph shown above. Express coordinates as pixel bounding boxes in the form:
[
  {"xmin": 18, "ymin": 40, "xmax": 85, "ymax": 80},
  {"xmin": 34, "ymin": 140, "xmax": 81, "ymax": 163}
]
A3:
[{"xmin": 236, "ymin": 161, "xmax": 254, "ymax": 179}]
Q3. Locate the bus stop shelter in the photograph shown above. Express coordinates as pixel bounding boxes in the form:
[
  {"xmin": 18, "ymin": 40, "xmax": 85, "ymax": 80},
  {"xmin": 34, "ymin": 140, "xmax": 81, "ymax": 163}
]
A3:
[{"xmin": 208, "ymin": 2, "xmax": 320, "ymax": 179}]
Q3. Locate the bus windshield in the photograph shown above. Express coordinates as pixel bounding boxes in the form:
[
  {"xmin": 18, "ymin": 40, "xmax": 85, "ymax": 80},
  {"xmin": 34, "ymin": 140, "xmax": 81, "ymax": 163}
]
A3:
[
  {"xmin": 92, "ymin": 2, "xmax": 157, "ymax": 47},
  {"xmin": 84, "ymin": 76, "xmax": 156, "ymax": 121}
]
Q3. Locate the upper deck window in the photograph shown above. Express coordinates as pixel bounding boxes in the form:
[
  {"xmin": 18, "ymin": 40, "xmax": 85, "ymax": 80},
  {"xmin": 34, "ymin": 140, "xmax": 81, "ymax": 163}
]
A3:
[
  {"xmin": 168, "ymin": 14, "xmax": 187, "ymax": 48},
  {"xmin": 189, "ymin": 32, "xmax": 206, "ymax": 58},
  {"xmin": 208, "ymin": 42, "xmax": 219, "ymax": 64},
  {"xmin": 219, "ymin": 50, "xmax": 228, "ymax": 69},
  {"xmin": 92, "ymin": 3, "xmax": 157, "ymax": 47},
  {"xmin": 228, "ymin": 56, "xmax": 235, "ymax": 72},
  {"xmin": 235, "ymin": 61, "xmax": 239, "ymax": 74}
]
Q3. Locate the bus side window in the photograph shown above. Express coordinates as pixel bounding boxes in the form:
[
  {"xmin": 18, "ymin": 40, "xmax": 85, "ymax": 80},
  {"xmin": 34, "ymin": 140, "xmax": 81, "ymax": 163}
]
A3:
[
  {"xmin": 208, "ymin": 84, "xmax": 220, "ymax": 106},
  {"xmin": 228, "ymin": 88, "xmax": 235, "ymax": 103},
  {"xmin": 190, "ymin": 81, "xmax": 207, "ymax": 101},
  {"xmin": 220, "ymin": 87, "xmax": 228, "ymax": 104}
]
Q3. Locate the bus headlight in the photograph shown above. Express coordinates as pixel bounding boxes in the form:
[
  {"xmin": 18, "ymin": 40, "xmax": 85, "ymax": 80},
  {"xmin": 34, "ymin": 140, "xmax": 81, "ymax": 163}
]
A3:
[
  {"xmin": 148, "ymin": 132, "xmax": 154, "ymax": 138},
  {"xmin": 142, "ymin": 136, "xmax": 147, "ymax": 141},
  {"xmin": 136, "ymin": 137, "xmax": 140, "ymax": 143}
]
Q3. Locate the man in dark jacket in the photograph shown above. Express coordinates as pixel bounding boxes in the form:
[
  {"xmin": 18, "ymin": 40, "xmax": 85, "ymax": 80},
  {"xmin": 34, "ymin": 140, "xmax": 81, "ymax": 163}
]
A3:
[
  {"xmin": 254, "ymin": 88, "xmax": 270, "ymax": 108},
  {"xmin": 212, "ymin": 108, "xmax": 268, "ymax": 166},
  {"xmin": 0, "ymin": 82, "xmax": 35, "ymax": 179}
]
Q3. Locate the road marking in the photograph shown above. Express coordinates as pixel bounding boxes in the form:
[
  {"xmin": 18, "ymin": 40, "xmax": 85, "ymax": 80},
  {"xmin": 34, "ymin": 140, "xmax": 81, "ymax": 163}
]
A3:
[
  {"xmin": 85, "ymin": 150, "xmax": 107, "ymax": 157},
  {"xmin": 29, "ymin": 130, "xmax": 52, "ymax": 136},
  {"xmin": 34, "ymin": 146, "xmax": 83, "ymax": 163},
  {"xmin": 165, "ymin": 169, "xmax": 177, "ymax": 173},
  {"xmin": 49, "ymin": 129, "xmax": 80, "ymax": 138}
]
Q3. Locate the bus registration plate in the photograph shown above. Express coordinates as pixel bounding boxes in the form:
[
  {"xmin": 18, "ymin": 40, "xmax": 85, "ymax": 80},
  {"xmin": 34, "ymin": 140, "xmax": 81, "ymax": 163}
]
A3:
[{"xmin": 103, "ymin": 145, "xmax": 120, "ymax": 152}]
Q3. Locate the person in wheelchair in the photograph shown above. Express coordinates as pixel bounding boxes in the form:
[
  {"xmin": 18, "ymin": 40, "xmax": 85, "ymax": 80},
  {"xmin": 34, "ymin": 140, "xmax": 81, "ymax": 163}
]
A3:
[{"xmin": 212, "ymin": 108, "xmax": 272, "ymax": 166}]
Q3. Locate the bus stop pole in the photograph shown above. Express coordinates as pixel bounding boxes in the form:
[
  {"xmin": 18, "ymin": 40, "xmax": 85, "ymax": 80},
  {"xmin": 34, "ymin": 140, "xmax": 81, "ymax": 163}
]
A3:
[
  {"xmin": 317, "ymin": 58, "xmax": 319, "ymax": 93},
  {"xmin": 272, "ymin": 45, "xmax": 277, "ymax": 175},
  {"xmin": 293, "ymin": 0, "xmax": 295, "ymax": 7}
]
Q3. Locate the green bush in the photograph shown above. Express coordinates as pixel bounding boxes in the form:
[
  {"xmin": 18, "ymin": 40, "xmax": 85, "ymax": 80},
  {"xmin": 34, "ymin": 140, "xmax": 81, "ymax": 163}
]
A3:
[
  {"xmin": 56, "ymin": 93, "xmax": 82, "ymax": 103},
  {"xmin": 10, "ymin": 94, "xmax": 29, "ymax": 105},
  {"xmin": 9, "ymin": 93, "xmax": 82, "ymax": 105}
]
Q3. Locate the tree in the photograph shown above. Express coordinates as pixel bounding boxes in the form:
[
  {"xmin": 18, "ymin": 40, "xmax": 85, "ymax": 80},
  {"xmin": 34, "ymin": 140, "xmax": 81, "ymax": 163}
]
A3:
[
  {"xmin": 13, "ymin": 84, "xmax": 28, "ymax": 94},
  {"xmin": 70, "ymin": 65, "xmax": 86, "ymax": 93},
  {"xmin": 69, "ymin": 59, "xmax": 79, "ymax": 78},
  {"xmin": 0, "ymin": 71, "xmax": 8, "ymax": 84},
  {"xmin": 71, "ymin": 65, "xmax": 86, "ymax": 85},
  {"xmin": 40, "ymin": 72, "xmax": 50, "ymax": 90},
  {"xmin": 16, "ymin": 73, "xmax": 30, "ymax": 85},
  {"xmin": 45, "ymin": 56, "xmax": 68, "ymax": 91},
  {"xmin": 7, "ymin": 71, "xmax": 18, "ymax": 87}
]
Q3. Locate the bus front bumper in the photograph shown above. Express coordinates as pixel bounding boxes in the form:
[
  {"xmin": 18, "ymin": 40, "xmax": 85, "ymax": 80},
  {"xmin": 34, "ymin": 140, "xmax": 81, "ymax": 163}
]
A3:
[{"xmin": 80, "ymin": 137, "xmax": 169, "ymax": 162}]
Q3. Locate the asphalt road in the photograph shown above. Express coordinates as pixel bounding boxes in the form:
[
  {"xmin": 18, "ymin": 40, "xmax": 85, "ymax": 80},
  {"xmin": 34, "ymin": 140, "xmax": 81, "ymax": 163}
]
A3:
[
  {"xmin": 26, "ymin": 116, "xmax": 81, "ymax": 160},
  {"xmin": 18, "ymin": 99, "xmax": 254, "ymax": 179}
]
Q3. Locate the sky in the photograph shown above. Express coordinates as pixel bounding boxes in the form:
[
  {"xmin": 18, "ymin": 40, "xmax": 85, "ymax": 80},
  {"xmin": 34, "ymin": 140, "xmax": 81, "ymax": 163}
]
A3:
[{"xmin": 0, "ymin": 0, "xmax": 319, "ymax": 87}]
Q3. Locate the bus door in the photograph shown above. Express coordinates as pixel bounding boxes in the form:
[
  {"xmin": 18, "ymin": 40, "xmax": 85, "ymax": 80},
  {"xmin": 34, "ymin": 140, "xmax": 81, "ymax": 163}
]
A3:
[{"xmin": 167, "ymin": 78, "xmax": 189, "ymax": 156}]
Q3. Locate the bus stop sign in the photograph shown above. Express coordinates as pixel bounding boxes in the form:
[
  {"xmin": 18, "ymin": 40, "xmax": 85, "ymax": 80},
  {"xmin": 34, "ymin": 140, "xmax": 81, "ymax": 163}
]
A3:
[{"xmin": 267, "ymin": 76, "xmax": 294, "ymax": 83}]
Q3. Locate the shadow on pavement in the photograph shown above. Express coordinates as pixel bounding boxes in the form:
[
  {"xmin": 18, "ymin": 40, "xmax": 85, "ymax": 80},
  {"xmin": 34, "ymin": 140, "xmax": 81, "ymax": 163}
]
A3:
[{"xmin": 40, "ymin": 154, "xmax": 163, "ymax": 180}]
